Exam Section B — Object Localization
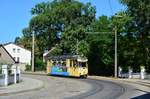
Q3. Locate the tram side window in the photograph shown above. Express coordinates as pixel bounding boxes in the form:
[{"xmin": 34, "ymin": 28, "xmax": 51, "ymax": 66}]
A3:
[
  {"xmin": 61, "ymin": 61, "xmax": 67, "ymax": 72},
  {"xmin": 53, "ymin": 61, "xmax": 56, "ymax": 66},
  {"xmin": 58, "ymin": 61, "xmax": 61, "ymax": 67},
  {"xmin": 73, "ymin": 61, "xmax": 78, "ymax": 67},
  {"xmin": 70, "ymin": 60, "xmax": 72, "ymax": 67},
  {"xmin": 62, "ymin": 62, "xmax": 66, "ymax": 67}
]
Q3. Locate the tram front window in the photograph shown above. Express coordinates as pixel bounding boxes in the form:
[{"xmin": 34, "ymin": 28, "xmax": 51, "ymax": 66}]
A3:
[{"xmin": 79, "ymin": 62, "xmax": 86, "ymax": 67}]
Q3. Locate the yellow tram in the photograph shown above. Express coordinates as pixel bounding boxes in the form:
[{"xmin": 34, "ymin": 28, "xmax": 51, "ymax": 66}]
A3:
[{"xmin": 46, "ymin": 55, "xmax": 88, "ymax": 78}]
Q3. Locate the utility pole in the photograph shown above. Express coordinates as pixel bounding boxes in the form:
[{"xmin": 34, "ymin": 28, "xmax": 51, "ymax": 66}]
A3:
[
  {"xmin": 32, "ymin": 31, "xmax": 35, "ymax": 72},
  {"xmin": 114, "ymin": 26, "xmax": 117, "ymax": 78},
  {"xmin": 114, "ymin": 15, "xmax": 122, "ymax": 78},
  {"xmin": 76, "ymin": 31, "xmax": 79, "ymax": 56}
]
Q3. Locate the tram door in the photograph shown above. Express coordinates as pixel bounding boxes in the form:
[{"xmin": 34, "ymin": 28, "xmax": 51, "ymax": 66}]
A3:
[{"xmin": 72, "ymin": 60, "xmax": 80, "ymax": 77}]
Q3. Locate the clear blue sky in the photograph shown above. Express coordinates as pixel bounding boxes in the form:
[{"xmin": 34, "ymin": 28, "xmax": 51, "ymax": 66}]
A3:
[{"xmin": 0, "ymin": 0, "xmax": 125, "ymax": 44}]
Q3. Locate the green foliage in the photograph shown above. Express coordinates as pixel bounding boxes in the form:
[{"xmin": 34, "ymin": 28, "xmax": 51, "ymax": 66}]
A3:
[
  {"xmin": 48, "ymin": 46, "xmax": 62, "ymax": 56},
  {"xmin": 121, "ymin": 66, "xmax": 128, "ymax": 73},
  {"xmin": 35, "ymin": 58, "xmax": 46, "ymax": 71},
  {"xmin": 119, "ymin": 0, "xmax": 150, "ymax": 37},
  {"xmin": 61, "ymin": 25, "xmax": 88, "ymax": 55},
  {"xmin": 88, "ymin": 40, "xmax": 113, "ymax": 76},
  {"xmin": 91, "ymin": 40, "xmax": 113, "ymax": 75},
  {"xmin": 118, "ymin": 0, "xmax": 150, "ymax": 71},
  {"xmin": 91, "ymin": 15, "xmax": 111, "ymax": 32},
  {"xmin": 15, "ymin": 0, "xmax": 150, "ymax": 75},
  {"xmin": 78, "ymin": 40, "xmax": 89, "ymax": 56},
  {"xmin": 86, "ymin": 15, "xmax": 114, "ymax": 76},
  {"xmin": 25, "ymin": 64, "xmax": 31, "ymax": 71},
  {"xmin": 17, "ymin": 0, "xmax": 96, "ymax": 56}
]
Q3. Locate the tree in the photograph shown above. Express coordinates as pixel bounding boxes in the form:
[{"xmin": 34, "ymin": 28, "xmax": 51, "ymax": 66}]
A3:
[
  {"xmin": 86, "ymin": 16, "xmax": 114, "ymax": 76},
  {"xmin": 119, "ymin": 0, "xmax": 150, "ymax": 71},
  {"xmin": 91, "ymin": 15, "xmax": 111, "ymax": 32},
  {"xmin": 16, "ymin": 0, "xmax": 96, "ymax": 71},
  {"xmin": 30, "ymin": 0, "xmax": 96, "ymax": 55}
]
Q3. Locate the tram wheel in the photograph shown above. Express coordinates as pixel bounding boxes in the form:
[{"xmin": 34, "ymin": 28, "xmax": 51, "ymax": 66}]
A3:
[
  {"xmin": 84, "ymin": 75, "xmax": 87, "ymax": 78},
  {"xmin": 80, "ymin": 75, "xmax": 87, "ymax": 79}
]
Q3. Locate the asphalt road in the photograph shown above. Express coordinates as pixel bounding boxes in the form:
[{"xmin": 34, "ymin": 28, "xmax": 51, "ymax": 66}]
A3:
[
  {"xmin": 69, "ymin": 78, "xmax": 125, "ymax": 99},
  {"xmin": 0, "ymin": 74, "xmax": 149, "ymax": 99}
]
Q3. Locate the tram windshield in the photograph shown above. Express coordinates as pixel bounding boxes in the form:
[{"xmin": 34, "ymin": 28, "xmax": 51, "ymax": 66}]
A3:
[{"xmin": 79, "ymin": 62, "xmax": 87, "ymax": 67}]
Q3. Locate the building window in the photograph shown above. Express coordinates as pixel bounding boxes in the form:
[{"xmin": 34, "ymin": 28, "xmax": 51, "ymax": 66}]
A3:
[
  {"xmin": 17, "ymin": 57, "xmax": 20, "ymax": 62},
  {"xmin": 13, "ymin": 48, "xmax": 16, "ymax": 53},
  {"xmin": 17, "ymin": 49, "xmax": 20, "ymax": 53}
]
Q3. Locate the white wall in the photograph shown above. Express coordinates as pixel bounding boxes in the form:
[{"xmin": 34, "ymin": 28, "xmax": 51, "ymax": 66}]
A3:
[{"xmin": 4, "ymin": 43, "xmax": 31, "ymax": 65}]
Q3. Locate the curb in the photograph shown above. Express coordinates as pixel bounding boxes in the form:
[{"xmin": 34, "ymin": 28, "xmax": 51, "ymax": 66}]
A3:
[
  {"xmin": 22, "ymin": 72, "xmax": 47, "ymax": 76},
  {"xmin": 88, "ymin": 76, "xmax": 150, "ymax": 84},
  {"xmin": 88, "ymin": 76, "xmax": 150, "ymax": 92}
]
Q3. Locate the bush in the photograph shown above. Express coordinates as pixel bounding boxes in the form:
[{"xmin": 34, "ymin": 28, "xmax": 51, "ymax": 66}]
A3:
[
  {"xmin": 25, "ymin": 64, "xmax": 31, "ymax": 71},
  {"xmin": 25, "ymin": 58, "xmax": 46, "ymax": 71},
  {"xmin": 35, "ymin": 58, "xmax": 46, "ymax": 71},
  {"xmin": 121, "ymin": 66, "xmax": 128, "ymax": 73}
]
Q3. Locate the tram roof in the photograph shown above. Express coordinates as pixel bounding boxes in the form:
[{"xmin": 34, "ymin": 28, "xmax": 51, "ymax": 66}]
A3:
[{"xmin": 48, "ymin": 55, "xmax": 87, "ymax": 60}]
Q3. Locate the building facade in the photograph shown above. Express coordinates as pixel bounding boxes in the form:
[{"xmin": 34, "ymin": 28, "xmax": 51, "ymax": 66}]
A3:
[{"xmin": 4, "ymin": 43, "xmax": 31, "ymax": 71}]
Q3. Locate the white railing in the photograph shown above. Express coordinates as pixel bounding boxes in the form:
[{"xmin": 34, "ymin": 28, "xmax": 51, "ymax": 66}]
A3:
[
  {"xmin": 118, "ymin": 66, "xmax": 146, "ymax": 79},
  {"xmin": 0, "ymin": 65, "xmax": 21, "ymax": 86}
]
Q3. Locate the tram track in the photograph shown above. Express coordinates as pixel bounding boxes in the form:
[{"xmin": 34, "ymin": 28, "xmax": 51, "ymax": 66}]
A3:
[
  {"xmin": 67, "ymin": 78, "xmax": 126, "ymax": 99},
  {"xmin": 66, "ymin": 78, "xmax": 104, "ymax": 99},
  {"xmin": 23, "ymin": 73, "xmax": 127, "ymax": 99},
  {"xmin": 1, "ymin": 74, "xmax": 148, "ymax": 99}
]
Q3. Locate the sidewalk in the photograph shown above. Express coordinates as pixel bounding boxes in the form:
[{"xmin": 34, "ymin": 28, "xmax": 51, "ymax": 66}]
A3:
[
  {"xmin": 22, "ymin": 71, "xmax": 47, "ymax": 76},
  {"xmin": 88, "ymin": 76, "xmax": 150, "ymax": 92},
  {"xmin": 0, "ymin": 77, "xmax": 43, "ymax": 96}
]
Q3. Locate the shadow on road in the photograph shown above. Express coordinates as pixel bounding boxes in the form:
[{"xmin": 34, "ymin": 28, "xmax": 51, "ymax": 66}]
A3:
[
  {"xmin": 48, "ymin": 74, "xmax": 81, "ymax": 79},
  {"xmin": 131, "ymin": 93, "xmax": 150, "ymax": 99}
]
